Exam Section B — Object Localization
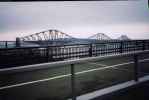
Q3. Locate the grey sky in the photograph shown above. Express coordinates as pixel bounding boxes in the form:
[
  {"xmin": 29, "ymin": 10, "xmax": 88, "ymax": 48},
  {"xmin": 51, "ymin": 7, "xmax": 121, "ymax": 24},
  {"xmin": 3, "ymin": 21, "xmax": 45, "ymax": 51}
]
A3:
[{"xmin": 0, "ymin": 0, "xmax": 149, "ymax": 40}]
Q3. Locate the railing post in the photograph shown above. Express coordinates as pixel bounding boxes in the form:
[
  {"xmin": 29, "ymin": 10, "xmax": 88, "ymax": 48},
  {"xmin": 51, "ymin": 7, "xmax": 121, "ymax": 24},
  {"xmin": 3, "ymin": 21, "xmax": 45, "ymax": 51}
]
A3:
[
  {"xmin": 135, "ymin": 40, "xmax": 138, "ymax": 51},
  {"xmin": 89, "ymin": 44, "xmax": 93, "ymax": 57},
  {"xmin": 71, "ymin": 64, "xmax": 76, "ymax": 100},
  {"xmin": 120, "ymin": 41, "xmax": 123, "ymax": 53},
  {"xmin": 49, "ymin": 47, "xmax": 53, "ymax": 61},
  {"xmin": 5, "ymin": 41, "xmax": 8, "ymax": 48},
  {"xmin": 46, "ymin": 47, "xmax": 49, "ymax": 62},
  {"xmin": 134, "ymin": 54, "xmax": 139, "ymax": 82},
  {"xmin": 143, "ymin": 40, "xmax": 145, "ymax": 50},
  {"xmin": 148, "ymin": 40, "xmax": 149, "ymax": 50}
]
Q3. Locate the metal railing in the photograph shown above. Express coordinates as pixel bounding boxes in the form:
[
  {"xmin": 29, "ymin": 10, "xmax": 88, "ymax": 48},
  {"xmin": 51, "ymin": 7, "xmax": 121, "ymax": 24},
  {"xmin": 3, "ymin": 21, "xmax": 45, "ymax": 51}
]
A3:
[
  {"xmin": 0, "ymin": 41, "xmax": 17, "ymax": 48},
  {"xmin": 0, "ymin": 50, "xmax": 149, "ymax": 100},
  {"xmin": 0, "ymin": 40, "xmax": 149, "ymax": 67}
]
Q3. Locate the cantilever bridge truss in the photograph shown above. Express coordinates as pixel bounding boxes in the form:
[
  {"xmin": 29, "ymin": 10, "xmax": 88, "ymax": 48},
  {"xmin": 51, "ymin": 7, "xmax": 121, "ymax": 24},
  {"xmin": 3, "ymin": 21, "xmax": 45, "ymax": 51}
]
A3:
[
  {"xmin": 88, "ymin": 33, "xmax": 112, "ymax": 40},
  {"xmin": 20, "ymin": 29, "xmax": 75, "ymax": 41},
  {"xmin": 20, "ymin": 30, "xmax": 129, "ymax": 45}
]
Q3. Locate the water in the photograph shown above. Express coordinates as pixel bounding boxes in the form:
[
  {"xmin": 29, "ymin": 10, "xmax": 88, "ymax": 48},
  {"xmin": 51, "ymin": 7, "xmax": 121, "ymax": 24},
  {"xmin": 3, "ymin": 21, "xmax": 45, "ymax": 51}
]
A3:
[{"xmin": 0, "ymin": 41, "xmax": 16, "ymax": 48}]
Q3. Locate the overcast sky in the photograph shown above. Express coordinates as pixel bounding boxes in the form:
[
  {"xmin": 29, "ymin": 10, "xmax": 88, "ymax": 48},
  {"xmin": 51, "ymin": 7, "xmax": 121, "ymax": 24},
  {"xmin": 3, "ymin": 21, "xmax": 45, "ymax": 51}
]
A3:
[{"xmin": 0, "ymin": 0, "xmax": 149, "ymax": 40}]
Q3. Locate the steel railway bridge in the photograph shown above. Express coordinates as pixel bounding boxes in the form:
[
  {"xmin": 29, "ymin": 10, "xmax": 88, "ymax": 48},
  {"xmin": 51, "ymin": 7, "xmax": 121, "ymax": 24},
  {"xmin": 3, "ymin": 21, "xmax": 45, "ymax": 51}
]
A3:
[
  {"xmin": 20, "ymin": 29, "xmax": 75, "ymax": 41},
  {"xmin": 18, "ymin": 30, "xmax": 126, "ymax": 46},
  {"xmin": 16, "ymin": 30, "xmax": 124, "ymax": 47},
  {"xmin": 19, "ymin": 29, "xmax": 76, "ymax": 46}
]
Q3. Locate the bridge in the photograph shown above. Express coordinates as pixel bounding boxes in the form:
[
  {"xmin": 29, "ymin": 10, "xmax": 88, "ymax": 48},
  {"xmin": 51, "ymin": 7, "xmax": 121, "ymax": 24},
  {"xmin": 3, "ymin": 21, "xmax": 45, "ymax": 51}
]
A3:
[
  {"xmin": 88, "ymin": 33, "xmax": 112, "ymax": 40},
  {"xmin": 0, "ymin": 31, "xmax": 149, "ymax": 100},
  {"xmin": 19, "ymin": 30, "xmax": 119, "ymax": 46},
  {"xmin": 19, "ymin": 30, "xmax": 131, "ymax": 45},
  {"xmin": 118, "ymin": 35, "xmax": 130, "ymax": 40},
  {"xmin": 19, "ymin": 29, "xmax": 76, "ymax": 46},
  {"xmin": 20, "ymin": 29, "xmax": 75, "ymax": 41}
]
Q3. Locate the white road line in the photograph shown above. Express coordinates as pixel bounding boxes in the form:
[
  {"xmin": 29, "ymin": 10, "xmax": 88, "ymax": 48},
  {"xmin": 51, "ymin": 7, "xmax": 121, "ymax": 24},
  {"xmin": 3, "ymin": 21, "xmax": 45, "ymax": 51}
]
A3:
[
  {"xmin": 89, "ymin": 61, "xmax": 133, "ymax": 68},
  {"xmin": 0, "ymin": 74, "xmax": 71, "ymax": 90},
  {"xmin": 112, "ymin": 67, "xmax": 149, "ymax": 75},
  {"xmin": 87, "ymin": 62, "xmax": 107, "ymax": 67},
  {"xmin": 89, "ymin": 58, "xmax": 149, "ymax": 75},
  {"xmin": 0, "ymin": 58, "xmax": 149, "ymax": 90},
  {"xmin": 88, "ymin": 58, "xmax": 149, "ymax": 68}
]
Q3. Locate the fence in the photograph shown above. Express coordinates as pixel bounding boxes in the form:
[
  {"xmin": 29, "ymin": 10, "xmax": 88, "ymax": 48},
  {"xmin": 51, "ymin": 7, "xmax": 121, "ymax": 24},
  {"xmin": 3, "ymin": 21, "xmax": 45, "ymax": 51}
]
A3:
[
  {"xmin": 0, "ymin": 40, "xmax": 149, "ymax": 67},
  {"xmin": 0, "ymin": 41, "xmax": 17, "ymax": 48},
  {"xmin": 0, "ymin": 50, "xmax": 149, "ymax": 100}
]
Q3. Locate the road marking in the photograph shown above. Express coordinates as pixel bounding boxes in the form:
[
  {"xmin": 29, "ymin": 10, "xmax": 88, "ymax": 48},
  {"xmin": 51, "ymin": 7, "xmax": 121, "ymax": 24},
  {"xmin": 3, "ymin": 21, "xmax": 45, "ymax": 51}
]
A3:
[
  {"xmin": 89, "ymin": 58, "xmax": 149, "ymax": 75},
  {"xmin": 0, "ymin": 58, "xmax": 149, "ymax": 90},
  {"xmin": 88, "ymin": 58, "xmax": 149, "ymax": 68}
]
